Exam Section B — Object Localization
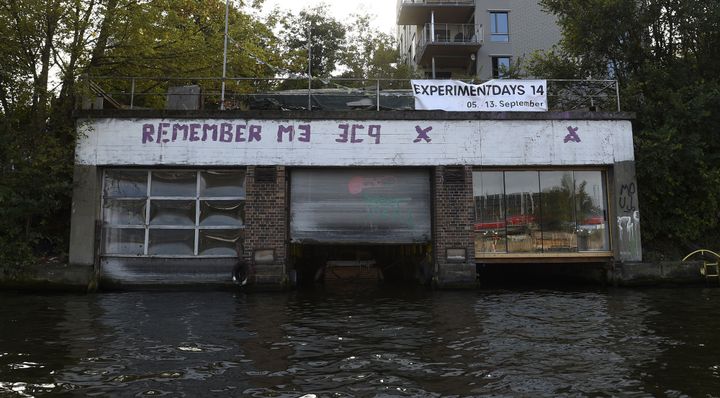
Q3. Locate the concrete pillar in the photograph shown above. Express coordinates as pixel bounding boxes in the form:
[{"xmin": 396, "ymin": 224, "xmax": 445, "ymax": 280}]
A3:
[
  {"xmin": 67, "ymin": 165, "xmax": 101, "ymax": 290},
  {"xmin": 612, "ymin": 161, "xmax": 642, "ymax": 262},
  {"xmin": 432, "ymin": 166, "xmax": 477, "ymax": 288},
  {"xmin": 68, "ymin": 165, "xmax": 100, "ymax": 268},
  {"xmin": 244, "ymin": 166, "xmax": 288, "ymax": 288}
]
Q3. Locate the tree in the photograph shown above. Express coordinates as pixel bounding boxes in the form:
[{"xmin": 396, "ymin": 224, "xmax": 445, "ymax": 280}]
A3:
[
  {"xmin": 528, "ymin": 0, "xmax": 720, "ymax": 258},
  {"xmin": 277, "ymin": 4, "xmax": 346, "ymax": 79},
  {"xmin": 339, "ymin": 13, "xmax": 414, "ymax": 81},
  {"xmin": 0, "ymin": 0, "xmax": 282, "ymax": 267}
]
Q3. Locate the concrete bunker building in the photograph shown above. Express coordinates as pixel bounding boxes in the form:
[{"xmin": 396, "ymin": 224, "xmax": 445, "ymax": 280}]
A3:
[{"xmin": 69, "ymin": 83, "xmax": 642, "ymax": 289}]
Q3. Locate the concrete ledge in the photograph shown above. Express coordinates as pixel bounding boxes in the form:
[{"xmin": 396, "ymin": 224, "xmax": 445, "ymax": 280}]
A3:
[
  {"xmin": 252, "ymin": 264, "xmax": 287, "ymax": 289},
  {"xmin": 1, "ymin": 263, "xmax": 94, "ymax": 292},
  {"xmin": 611, "ymin": 261, "xmax": 707, "ymax": 286},
  {"xmin": 3, "ymin": 260, "xmax": 713, "ymax": 291},
  {"xmin": 436, "ymin": 263, "xmax": 478, "ymax": 289}
]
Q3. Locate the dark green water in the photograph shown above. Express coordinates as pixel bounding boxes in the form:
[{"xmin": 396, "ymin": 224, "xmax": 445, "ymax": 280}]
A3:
[{"xmin": 1, "ymin": 286, "xmax": 719, "ymax": 397}]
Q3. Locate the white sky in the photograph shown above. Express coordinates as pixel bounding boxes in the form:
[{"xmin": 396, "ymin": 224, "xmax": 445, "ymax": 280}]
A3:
[{"xmin": 259, "ymin": 0, "xmax": 397, "ymax": 34}]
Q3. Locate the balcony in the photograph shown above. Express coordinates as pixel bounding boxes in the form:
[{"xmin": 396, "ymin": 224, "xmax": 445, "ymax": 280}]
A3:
[
  {"xmin": 397, "ymin": 0, "xmax": 476, "ymax": 25},
  {"xmin": 416, "ymin": 23, "xmax": 483, "ymax": 68}
]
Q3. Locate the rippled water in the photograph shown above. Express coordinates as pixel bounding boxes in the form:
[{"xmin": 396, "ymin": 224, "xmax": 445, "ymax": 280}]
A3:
[{"xmin": 1, "ymin": 285, "xmax": 719, "ymax": 397}]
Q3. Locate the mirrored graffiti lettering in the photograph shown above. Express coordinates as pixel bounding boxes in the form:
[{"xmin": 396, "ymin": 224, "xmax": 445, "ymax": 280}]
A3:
[
  {"xmin": 336, "ymin": 124, "xmax": 382, "ymax": 144},
  {"xmin": 619, "ymin": 182, "xmax": 637, "ymax": 213}
]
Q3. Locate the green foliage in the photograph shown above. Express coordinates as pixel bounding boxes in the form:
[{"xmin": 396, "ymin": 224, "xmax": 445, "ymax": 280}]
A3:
[
  {"xmin": 0, "ymin": 0, "xmax": 410, "ymax": 267},
  {"xmin": 88, "ymin": 0, "xmax": 282, "ymax": 107},
  {"xmin": 531, "ymin": 0, "xmax": 720, "ymax": 258},
  {"xmin": 277, "ymin": 4, "xmax": 347, "ymax": 79},
  {"xmin": 0, "ymin": 0, "xmax": 285, "ymax": 267},
  {"xmin": 339, "ymin": 13, "xmax": 414, "ymax": 81},
  {"xmin": 276, "ymin": 6, "xmax": 415, "ymax": 85}
]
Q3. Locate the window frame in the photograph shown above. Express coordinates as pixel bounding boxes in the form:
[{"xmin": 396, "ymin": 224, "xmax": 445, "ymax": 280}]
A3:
[
  {"xmin": 492, "ymin": 56, "xmax": 512, "ymax": 78},
  {"xmin": 489, "ymin": 11, "xmax": 510, "ymax": 42},
  {"xmin": 101, "ymin": 168, "xmax": 246, "ymax": 258},
  {"xmin": 472, "ymin": 169, "xmax": 612, "ymax": 258}
]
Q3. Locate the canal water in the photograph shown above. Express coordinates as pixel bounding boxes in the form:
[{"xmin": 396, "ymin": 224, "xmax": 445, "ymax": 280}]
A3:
[{"xmin": 1, "ymin": 286, "xmax": 719, "ymax": 397}]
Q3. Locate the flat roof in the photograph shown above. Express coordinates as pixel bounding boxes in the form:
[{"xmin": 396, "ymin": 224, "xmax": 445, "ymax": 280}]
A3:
[{"xmin": 74, "ymin": 110, "xmax": 635, "ymax": 121}]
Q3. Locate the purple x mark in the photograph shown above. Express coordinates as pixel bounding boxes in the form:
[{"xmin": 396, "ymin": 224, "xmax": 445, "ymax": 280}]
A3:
[
  {"xmin": 564, "ymin": 126, "xmax": 581, "ymax": 143},
  {"xmin": 414, "ymin": 126, "xmax": 432, "ymax": 143}
]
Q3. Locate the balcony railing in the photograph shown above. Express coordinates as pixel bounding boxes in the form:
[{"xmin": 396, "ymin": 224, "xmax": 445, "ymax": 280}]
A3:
[
  {"xmin": 414, "ymin": 23, "xmax": 482, "ymax": 66},
  {"xmin": 78, "ymin": 76, "xmax": 622, "ymax": 113},
  {"xmin": 420, "ymin": 23, "xmax": 481, "ymax": 46},
  {"xmin": 400, "ymin": 0, "xmax": 474, "ymax": 4}
]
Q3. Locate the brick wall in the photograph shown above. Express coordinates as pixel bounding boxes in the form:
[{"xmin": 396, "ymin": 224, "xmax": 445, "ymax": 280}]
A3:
[
  {"xmin": 244, "ymin": 166, "xmax": 288, "ymax": 287},
  {"xmin": 433, "ymin": 166, "xmax": 477, "ymax": 287}
]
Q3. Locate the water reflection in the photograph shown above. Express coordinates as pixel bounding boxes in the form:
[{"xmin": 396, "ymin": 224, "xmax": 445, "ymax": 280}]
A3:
[{"xmin": 1, "ymin": 287, "xmax": 719, "ymax": 397}]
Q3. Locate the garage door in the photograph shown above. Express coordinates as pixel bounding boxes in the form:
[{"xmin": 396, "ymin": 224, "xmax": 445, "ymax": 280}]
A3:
[{"xmin": 290, "ymin": 169, "xmax": 432, "ymax": 244}]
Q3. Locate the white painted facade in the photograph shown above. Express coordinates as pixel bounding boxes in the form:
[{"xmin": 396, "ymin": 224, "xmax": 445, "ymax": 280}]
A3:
[{"xmin": 76, "ymin": 118, "xmax": 634, "ymax": 167}]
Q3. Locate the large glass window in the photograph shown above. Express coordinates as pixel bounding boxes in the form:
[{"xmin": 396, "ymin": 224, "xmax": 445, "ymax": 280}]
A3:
[
  {"xmin": 473, "ymin": 172, "xmax": 506, "ymax": 253},
  {"xmin": 505, "ymin": 171, "xmax": 541, "ymax": 253},
  {"xmin": 102, "ymin": 169, "xmax": 246, "ymax": 257},
  {"xmin": 473, "ymin": 170, "xmax": 609, "ymax": 255},
  {"xmin": 540, "ymin": 171, "xmax": 577, "ymax": 252},
  {"xmin": 490, "ymin": 12, "xmax": 509, "ymax": 42},
  {"xmin": 574, "ymin": 171, "xmax": 610, "ymax": 251}
]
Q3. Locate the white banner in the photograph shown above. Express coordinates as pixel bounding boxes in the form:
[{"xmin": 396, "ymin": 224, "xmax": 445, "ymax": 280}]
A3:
[{"xmin": 411, "ymin": 79, "xmax": 548, "ymax": 112}]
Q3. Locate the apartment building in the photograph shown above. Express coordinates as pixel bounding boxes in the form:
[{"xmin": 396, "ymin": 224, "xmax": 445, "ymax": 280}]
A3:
[{"xmin": 397, "ymin": 0, "xmax": 562, "ymax": 79}]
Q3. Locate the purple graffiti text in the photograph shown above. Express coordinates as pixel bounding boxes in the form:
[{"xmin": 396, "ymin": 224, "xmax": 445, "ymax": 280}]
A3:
[
  {"xmin": 142, "ymin": 123, "xmax": 263, "ymax": 144},
  {"xmin": 336, "ymin": 124, "xmax": 381, "ymax": 144},
  {"xmin": 277, "ymin": 124, "xmax": 311, "ymax": 143}
]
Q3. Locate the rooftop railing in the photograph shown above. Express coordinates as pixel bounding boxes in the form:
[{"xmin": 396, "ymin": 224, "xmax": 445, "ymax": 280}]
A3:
[
  {"xmin": 78, "ymin": 76, "xmax": 622, "ymax": 112},
  {"xmin": 400, "ymin": 0, "xmax": 475, "ymax": 5}
]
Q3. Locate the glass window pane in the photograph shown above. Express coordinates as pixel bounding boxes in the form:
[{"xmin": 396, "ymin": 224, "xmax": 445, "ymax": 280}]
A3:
[
  {"xmin": 505, "ymin": 171, "xmax": 541, "ymax": 253},
  {"xmin": 149, "ymin": 200, "xmax": 196, "ymax": 226},
  {"xmin": 490, "ymin": 12, "xmax": 509, "ymax": 42},
  {"xmin": 200, "ymin": 201, "xmax": 244, "ymax": 227},
  {"xmin": 473, "ymin": 172, "xmax": 506, "ymax": 253},
  {"xmin": 493, "ymin": 57, "xmax": 511, "ymax": 78},
  {"xmin": 540, "ymin": 171, "xmax": 577, "ymax": 252},
  {"xmin": 151, "ymin": 171, "xmax": 197, "ymax": 197},
  {"xmin": 148, "ymin": 229, "xmax": 194, "ymax": 255},
  {"xmin": 103, "ymin": 199, "xmax": 146, "ymax": 226},
  {"xmin": 199, "ymin": 229, "xmax": 242, "ymax": 256},
  {"xmin": 498, "ymin": 57, "xmax": 510, "ymax": 70},
  {"xmin": 496, "ymin": 13, "xmax": 508, "ymax": 33},
  {"xmin": 575, "ymin": 171, "xmax": 609, "ymax": 251},
  {"xmin": 104, "ymin": 228, "xmax": 145, "ymax": 255},
  {"xmin": 200, "ymin": 170, "xmax": 246, "ymax": 197},
  {"xmin": 104, "ymin": 170, "xmax": 147, "ymax": 198}
]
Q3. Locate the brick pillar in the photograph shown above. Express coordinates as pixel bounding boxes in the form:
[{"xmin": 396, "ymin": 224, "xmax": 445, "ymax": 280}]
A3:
[
  {"xmin": 433, "ymin": 166, "xmax": 476, "ymax": 288},
  {"xmin": 244, "ymin": 166, "xmax": 288, "ymax": 288}
]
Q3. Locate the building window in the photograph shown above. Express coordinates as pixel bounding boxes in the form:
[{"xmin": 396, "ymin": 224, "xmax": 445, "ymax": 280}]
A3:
[
  {"xmin": 492, "ymin": 56, "xmax": 511, "ymax": 78},
  {"xmin": 490, "ymin": 11, "xmax": 509, "ymax": 42},
  {"xmin": 473, "ymin": 170, "xmax": 609, "ymax": 255},
  {"xmin": 102, "ymin": 169, "xmax": 246, "ymax": 257}
]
